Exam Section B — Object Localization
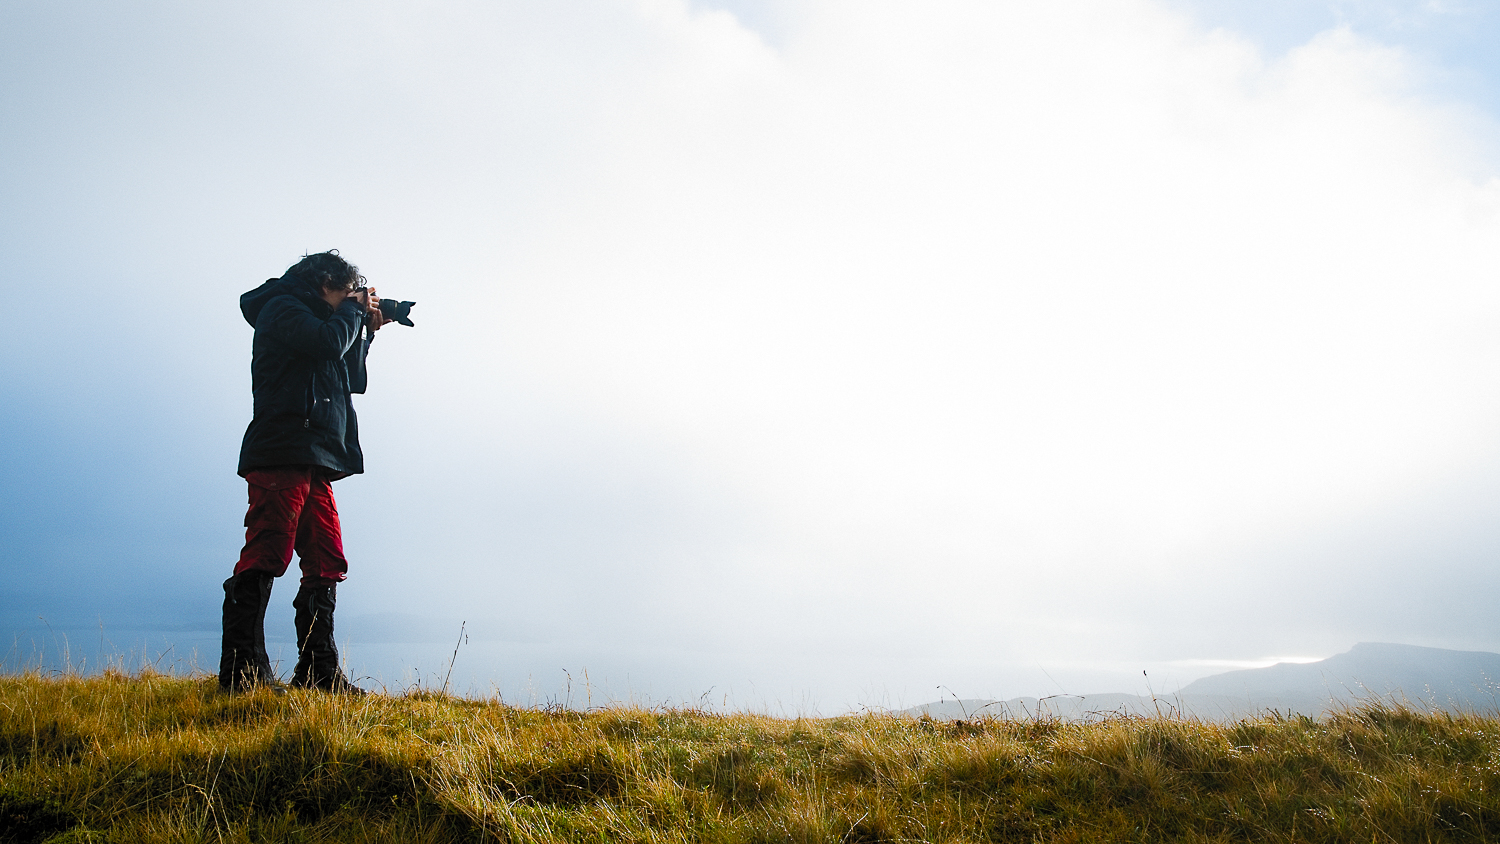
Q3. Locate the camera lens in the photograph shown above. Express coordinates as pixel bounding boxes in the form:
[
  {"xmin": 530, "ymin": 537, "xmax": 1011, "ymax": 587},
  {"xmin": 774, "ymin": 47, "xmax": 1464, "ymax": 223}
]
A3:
[{"xmin": 378, "ymin": 298, "xmax": 417, "ymax": 327}]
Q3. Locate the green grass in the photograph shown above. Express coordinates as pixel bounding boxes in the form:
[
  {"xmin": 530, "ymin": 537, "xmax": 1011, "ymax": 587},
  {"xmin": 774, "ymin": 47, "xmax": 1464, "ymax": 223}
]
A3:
[{"xmin": 4, "ymin": 670, "xmax": 1500, "ymax": 842}]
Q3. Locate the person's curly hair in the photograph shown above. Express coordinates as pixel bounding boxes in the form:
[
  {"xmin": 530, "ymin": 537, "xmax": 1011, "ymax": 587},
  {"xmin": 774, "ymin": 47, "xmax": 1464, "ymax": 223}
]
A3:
[{"xmin": 284, "ymin": 251, "xmax": 365, "ymax": 292}]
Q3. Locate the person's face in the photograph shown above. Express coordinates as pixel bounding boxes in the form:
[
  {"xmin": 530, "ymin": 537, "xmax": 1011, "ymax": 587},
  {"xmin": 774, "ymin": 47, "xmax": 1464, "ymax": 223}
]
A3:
[{"xmin": 320, "ymin": 281, "xmax": 354, "ymax": 310}]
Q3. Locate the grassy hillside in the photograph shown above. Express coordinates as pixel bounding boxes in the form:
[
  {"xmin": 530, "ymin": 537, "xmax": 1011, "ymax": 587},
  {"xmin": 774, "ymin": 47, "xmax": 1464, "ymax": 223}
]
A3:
[{"xmin": 5, "ymin": 670, "xmax": 1500, "ymax": 842}]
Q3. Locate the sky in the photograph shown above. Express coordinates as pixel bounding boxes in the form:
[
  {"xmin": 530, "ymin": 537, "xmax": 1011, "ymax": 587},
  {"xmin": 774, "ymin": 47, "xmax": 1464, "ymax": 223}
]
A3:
[{"xmin": 4, "ymin": 0, "xmax": 1500, "ymax": 712}]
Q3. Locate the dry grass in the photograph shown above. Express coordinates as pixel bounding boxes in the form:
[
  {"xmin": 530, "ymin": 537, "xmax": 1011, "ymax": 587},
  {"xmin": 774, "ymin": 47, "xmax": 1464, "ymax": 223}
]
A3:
[{"xmin": 4, "ymin": 669, "xmax": 1500, "ymax": 842}]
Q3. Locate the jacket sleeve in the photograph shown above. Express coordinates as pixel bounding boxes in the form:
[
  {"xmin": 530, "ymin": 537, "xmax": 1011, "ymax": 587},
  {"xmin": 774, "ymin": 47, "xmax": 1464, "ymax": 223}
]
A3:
[
  {"xmin": 346, "ymin": 328, "xmax": 370, "ymax": 395},
  {"xmin": 259, "ymin": 296, "xmax": 365, "ymax": 360}
]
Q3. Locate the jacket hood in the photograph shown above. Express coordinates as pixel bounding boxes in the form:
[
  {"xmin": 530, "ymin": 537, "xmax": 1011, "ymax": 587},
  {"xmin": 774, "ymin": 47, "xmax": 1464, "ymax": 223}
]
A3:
[{"xmin": 240, "ymin": 275, "xmax": 325, "ymax": 328}]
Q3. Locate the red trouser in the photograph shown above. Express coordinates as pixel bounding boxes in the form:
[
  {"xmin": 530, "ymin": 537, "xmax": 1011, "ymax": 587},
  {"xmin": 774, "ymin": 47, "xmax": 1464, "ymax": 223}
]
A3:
[{"xmin": 234, "ymin": 466, "xmax": 349, "ymax": 586}]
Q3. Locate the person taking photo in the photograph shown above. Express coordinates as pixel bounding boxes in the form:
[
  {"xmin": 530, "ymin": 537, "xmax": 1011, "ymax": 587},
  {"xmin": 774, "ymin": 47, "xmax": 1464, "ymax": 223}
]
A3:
[{"xmin": 219, "ymin": 251, "xmax": 390, "ymax": 694}]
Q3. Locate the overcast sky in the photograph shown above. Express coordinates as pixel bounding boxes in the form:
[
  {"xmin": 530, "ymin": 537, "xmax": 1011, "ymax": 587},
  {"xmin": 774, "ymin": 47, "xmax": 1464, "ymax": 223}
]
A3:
[{"xmin": 4, "ymin": 0, "xmax": 1500, "ymax": 712}]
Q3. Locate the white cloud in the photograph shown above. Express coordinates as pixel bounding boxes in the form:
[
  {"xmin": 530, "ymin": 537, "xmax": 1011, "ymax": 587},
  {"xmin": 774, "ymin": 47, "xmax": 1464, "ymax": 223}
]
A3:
[{"xmin": 474, "ymin": 1, "xmax": 1500, "ymax": 601}]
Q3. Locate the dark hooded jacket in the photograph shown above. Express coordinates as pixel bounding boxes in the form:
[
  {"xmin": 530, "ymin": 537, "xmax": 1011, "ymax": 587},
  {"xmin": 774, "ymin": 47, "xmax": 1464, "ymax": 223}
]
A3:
[{"xmin": 237, "ymin": 275, "xmax": 372, "ymax": 479}]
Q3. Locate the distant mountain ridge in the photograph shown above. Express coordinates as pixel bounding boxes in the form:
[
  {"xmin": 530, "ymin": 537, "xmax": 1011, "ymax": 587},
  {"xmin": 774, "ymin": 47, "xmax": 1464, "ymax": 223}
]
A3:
[{"xmin": 902, "ymin": 643, "xmax": 1500, "ymax": 721}]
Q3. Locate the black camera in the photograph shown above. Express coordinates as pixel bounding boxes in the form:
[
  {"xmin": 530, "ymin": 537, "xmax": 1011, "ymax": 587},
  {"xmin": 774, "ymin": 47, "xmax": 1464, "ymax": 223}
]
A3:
[{"xmin": 378, "ymin": 297, "xmax": 417, "ymax": 327}]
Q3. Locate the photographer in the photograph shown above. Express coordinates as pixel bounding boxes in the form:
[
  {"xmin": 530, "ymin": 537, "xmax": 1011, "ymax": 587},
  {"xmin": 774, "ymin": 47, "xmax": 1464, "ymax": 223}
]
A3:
[{"xmin": 219, "ymin": 251, "xmax": 389, "ymax": 694}]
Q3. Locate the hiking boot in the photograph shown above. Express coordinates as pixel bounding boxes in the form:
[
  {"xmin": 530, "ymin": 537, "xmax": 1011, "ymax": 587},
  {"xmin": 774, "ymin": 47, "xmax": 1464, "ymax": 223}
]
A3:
[
  {"xmin": 291, "ymin": 583, "xmax": 365, "ymax": 695},
  {"xmin": 219, "ymin": 570, "xmax": 283, "ymax": 693}
]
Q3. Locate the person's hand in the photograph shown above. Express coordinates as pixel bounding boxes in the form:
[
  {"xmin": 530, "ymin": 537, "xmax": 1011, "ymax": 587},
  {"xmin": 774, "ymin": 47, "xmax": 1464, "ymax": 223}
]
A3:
[{"xmin": 362, "ymin": 287, "xmax": 388, "ymax": 331}]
